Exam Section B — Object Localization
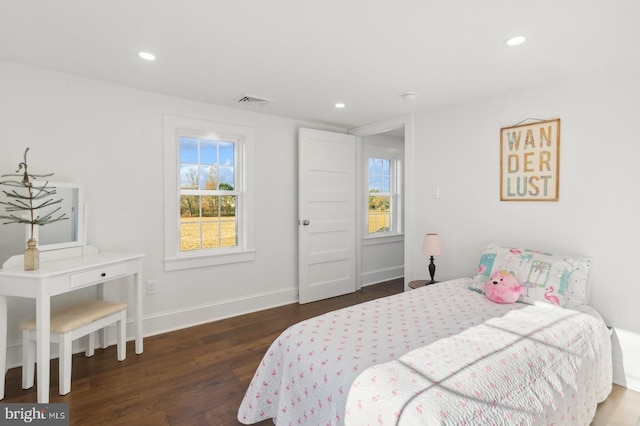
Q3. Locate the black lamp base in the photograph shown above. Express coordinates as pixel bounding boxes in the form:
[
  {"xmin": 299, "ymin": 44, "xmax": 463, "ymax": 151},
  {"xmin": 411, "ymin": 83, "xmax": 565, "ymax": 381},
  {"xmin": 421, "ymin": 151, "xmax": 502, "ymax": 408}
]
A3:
[{"xmin": 428, "ymin": 255, "xmax": 437, "ymax": 284}]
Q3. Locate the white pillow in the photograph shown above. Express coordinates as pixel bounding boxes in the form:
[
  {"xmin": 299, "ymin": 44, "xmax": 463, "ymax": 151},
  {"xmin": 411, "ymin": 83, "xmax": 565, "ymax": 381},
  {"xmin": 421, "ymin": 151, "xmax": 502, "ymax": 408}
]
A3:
[{"xmin": 470, "ymin": 244, "xmax": 592, "ymax": 307}]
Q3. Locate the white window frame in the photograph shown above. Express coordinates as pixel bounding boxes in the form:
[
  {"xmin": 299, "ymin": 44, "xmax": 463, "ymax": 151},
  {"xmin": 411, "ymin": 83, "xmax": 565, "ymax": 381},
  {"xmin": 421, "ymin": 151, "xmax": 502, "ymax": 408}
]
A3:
[
  {"xmin": 163, "ymin": 114, "xmax": 255, "ymax": 271},
  {"xmin": 363, "ymin": 144, "xmax": 403, "ymax": 238}
]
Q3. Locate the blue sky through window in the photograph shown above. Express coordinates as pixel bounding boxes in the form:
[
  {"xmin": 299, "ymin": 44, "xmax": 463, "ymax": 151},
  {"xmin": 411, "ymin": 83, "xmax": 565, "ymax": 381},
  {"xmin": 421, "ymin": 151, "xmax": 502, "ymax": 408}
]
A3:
[
  {"xmin": 179, "ymin": 137, "xmax": 235, "ymax": 189},
  {"xmin": 368, "ymin": 158, "xmax": 390, "ymax": 192}
]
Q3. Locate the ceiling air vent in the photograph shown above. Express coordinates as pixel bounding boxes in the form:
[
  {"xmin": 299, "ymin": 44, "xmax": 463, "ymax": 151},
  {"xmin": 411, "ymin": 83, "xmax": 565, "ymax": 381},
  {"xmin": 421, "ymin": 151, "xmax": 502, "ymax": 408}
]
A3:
[{"xmin": 236, "ymin": 93, "xmax": 274, "ymax": 107}]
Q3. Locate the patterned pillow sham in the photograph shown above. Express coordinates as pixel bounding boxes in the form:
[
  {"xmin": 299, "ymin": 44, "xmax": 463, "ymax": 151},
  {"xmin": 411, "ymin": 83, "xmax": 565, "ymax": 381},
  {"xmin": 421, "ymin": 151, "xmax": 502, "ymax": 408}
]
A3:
[{"xmin": 469, "ymin": 244, "xmax": 592, "ymax": 307}]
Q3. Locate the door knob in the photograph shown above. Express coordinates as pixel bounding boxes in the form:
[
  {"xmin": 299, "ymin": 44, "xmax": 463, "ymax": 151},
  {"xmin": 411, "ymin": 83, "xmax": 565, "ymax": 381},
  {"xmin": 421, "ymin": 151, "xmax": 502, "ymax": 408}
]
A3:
[{"xmin": 302, "ymin": 220, "xmax": 310, "ymax": 226}]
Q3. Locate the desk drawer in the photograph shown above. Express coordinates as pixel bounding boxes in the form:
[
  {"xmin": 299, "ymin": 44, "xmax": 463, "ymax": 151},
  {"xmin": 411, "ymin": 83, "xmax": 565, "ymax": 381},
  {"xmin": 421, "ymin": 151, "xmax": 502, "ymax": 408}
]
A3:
[{"xmin": 70, "ymin": 263, "xmax": 128, "ymax": 288}]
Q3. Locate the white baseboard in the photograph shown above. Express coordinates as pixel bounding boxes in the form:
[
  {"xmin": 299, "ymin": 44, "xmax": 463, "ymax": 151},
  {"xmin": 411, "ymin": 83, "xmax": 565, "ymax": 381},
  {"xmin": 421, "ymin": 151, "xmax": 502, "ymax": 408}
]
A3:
[
  {"xmin": 360, "ymin": 266, "xmax": 403, "ymax": 287},
  {"xmin": 611, "ymin": 328, "xmax": 640, "ymax": 392},
  {"xmin": 141, "ymin": 286, "xmax": 298, "ymax": 338},
  {"xmin": 3, "ymin": 286, "xmax": 298, "ymax": 370},
  {"xmin": 612, "ymin": 358, "xmax": 640, "ymax": 391}
]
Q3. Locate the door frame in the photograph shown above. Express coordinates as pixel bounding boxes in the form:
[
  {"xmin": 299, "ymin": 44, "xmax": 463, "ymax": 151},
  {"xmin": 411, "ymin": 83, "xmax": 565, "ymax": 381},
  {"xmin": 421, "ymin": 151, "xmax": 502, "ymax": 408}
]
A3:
[{"xmin": 348, "ymin": 114, "xmax": 414, "ymax": 291}]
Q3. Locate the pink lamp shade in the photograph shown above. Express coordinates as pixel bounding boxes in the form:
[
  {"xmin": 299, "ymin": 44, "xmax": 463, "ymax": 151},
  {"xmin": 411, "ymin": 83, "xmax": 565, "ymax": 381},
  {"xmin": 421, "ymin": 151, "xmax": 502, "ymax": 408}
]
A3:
[{"xmin": 422, "ymin": 233, "xmax": 443, "ymax": 256}]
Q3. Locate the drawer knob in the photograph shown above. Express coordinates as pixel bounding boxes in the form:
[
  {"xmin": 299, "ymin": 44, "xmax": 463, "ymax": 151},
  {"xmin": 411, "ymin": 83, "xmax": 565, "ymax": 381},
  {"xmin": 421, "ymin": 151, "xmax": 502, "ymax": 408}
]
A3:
[{"xmin": 101, "ymin": 272, "xmax": 106, "ymax": 277}]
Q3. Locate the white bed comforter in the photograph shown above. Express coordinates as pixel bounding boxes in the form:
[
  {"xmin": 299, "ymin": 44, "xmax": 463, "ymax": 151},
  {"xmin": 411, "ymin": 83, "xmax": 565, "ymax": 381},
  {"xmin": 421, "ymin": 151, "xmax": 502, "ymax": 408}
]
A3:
[
  {"xmin": 345, "ymin": 303, "xmax": 612, "ymax": 425},
  {"xmin": 237, "ymin": 278, "xmax": 611, "ymax": 425}
]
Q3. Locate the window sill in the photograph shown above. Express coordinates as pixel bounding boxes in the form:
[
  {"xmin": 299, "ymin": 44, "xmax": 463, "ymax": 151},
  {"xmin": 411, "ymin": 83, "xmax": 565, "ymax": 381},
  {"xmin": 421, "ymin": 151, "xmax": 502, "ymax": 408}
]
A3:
[
  {"xmin": 164, "ymin": 249, "xmax": 256, "ymax": 271},
  {"xmin": 362, "ymin": 233, "xmax": 404, "ymax": 246}
]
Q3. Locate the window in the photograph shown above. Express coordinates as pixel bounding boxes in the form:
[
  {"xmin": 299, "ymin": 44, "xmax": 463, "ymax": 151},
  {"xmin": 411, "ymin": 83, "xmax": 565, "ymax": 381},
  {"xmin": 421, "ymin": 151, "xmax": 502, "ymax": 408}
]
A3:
[
  {"xmin": 368, "ymin": 157, "xmax": 392, "ymax": 233},
  {"xmin": 179, "ymin": 137, "xmax": 238, "ymax": 251},
  {"xmin": 364, "ymin": 145, "xmax": 402, "ymax": 236},
  {"xmin": 164, "ymin": 115, "xmax": 255, "ymax": 271}
]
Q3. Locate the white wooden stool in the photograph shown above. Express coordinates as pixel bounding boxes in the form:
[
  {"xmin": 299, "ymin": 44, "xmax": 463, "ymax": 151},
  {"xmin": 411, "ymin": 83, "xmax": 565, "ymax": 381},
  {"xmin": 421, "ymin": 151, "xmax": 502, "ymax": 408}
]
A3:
[{"xmin": 21, "ymin": 300, "xmax": 127, "ymax": 395}]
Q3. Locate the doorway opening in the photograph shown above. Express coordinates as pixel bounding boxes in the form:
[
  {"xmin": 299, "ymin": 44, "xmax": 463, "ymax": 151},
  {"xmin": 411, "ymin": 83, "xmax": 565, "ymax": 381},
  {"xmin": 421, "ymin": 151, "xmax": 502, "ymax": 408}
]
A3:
[{"xmin": 350, "ymin": 121, "xmax": 407, "ymax": 291}]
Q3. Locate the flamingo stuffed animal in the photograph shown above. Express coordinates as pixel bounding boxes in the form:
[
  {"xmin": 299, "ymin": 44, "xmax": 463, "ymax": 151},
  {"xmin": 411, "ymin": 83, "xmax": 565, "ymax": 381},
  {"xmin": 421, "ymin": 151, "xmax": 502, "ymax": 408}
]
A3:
[{"xmin": 484, "ymin": 270, "xmax": 522, "ymax": 304}]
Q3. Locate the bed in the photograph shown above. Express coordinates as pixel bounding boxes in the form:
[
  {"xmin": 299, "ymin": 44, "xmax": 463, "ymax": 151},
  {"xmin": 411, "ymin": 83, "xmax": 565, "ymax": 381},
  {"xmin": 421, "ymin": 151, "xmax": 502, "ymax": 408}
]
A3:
[{"xmin": 237, "ymin": 246, "xmax": 612, "ymax": 425}]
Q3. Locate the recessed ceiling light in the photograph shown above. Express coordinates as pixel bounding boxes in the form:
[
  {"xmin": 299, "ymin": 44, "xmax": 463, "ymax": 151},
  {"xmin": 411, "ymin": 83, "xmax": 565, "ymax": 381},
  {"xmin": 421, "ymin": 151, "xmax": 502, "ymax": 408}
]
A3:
[
  {"xmin": 335, "ymin": 103, "xmax": 345, "ymax": 109},
  {"xmin": 402, "ymin": 92, "xmax": 418, "ymax": 102},
  {"xmin": 506, "ymin": 36, "xmax": 526, "ymax": 46},
  {"xmin": 138, "ymin": 51, "xmax": 156, "ymax": 61}
]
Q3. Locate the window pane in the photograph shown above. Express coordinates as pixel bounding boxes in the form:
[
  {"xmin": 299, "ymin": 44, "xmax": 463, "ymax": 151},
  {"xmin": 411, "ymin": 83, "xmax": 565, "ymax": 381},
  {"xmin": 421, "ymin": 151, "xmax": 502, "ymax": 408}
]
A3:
[
  {"xmin": 220, "ymin": 195, "xmax": 236, "ymax": 217},
  {"xmin": 368, "ymin": 158, "xmax": 391, "ymax": 193},
  {"xmin": 367, "ymin": 158, "xmax": 374, "ymax": 176},
  {"xmin": 180, "ymin": 218, "xmax": 201, "ymax": 251},
  {"xmin": 221, "ymin": 195, "xmax": 237, "ymax": 246},
  {"xmin": 200, "ymin": 139, "xmax": 217, "ymax": 164},
  {"xmin": 381, "ymin": 158, "xmax": 390, "ymax": 175},
  {"xmin": 180, "ymin": 164, "xmax": 199, "ymax": 189},
  {"xmin": 381, "ymin": 175, "xmax": 390, "ymax": 193},
  {"xmin": 368, "ymin": 176, "xmax": 378, "ymax": 192},
  {"xmin": 368, "ymin": 195, "xmax": 391, "ymax": 233},
  {"xmin": 201, "ymin": 195, "xmax": 218, "ymax": 218},
  {"xmin": 200, "ymin": 165, "xmax": 218, "ymax": 190},
  {"xmin": 368, "ymin": 212, "xmax": 376, "ymax": 233},
  {"xmin": 180, "ymin": 195, "xmax": 199, "ymax": 217},
  {"xmin": 369, "ymin": 158, "xmax": 381, "ymax": 176},
  {"xmin": 368, "ymin": 213, "xmax": 392, "ymax": 233},
  {"xmin": 218, "ymin": 166, "xmax": 234, "ymax": 189},
  {"xmin": 221, "ymin": 216, "xmax": 237, "ymax": 247},
  {"xmin": 381, "ymin": 211, "xmax": 391, "ymax": 232},
  {"xmin": 202, "ymin": 221, "xmax": 220, "ymax": 248},
  {"xmin": 369, "ymin": 195, "xmax": 377, "ymax": 211},
  {"xmin": 380, "ymin": 196, "xmax": 390, "ymax": 211},
  {"xmin": 219, "ymin": 142, "xmax": 234, "ymax": 166},
  {"xmin": 369, "ymin": 195, "xmax": 389, "ymax": 211},
  {"xmin": 179, "ymin": 137, "xmax": 198, "ymax": 163}
]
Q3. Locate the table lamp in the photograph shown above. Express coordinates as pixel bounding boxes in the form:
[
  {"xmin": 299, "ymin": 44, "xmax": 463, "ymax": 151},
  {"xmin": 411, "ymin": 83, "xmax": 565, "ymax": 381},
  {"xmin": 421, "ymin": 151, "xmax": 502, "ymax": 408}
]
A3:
[{"xmin": 422, "ymin": 233, "xmax": 443, "ymax": 284}]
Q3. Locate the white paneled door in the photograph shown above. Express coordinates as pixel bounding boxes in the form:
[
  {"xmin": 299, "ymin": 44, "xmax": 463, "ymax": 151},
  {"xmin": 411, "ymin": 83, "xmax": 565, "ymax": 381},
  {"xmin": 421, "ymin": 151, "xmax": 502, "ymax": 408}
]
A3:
[{"xmin": 298, "ymin": 128, "xmax": 356, "ymax": 303}]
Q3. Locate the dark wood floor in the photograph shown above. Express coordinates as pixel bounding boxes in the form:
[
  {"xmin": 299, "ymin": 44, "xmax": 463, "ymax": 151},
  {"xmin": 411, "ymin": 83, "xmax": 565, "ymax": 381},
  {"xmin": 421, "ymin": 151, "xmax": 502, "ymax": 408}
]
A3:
[
  {"xmin": 3, "ymin": 278, "xmax": 639, "ymax": 425},
  {"xmin": 2, "ymin": 279, "xmax": 404, "ymax": 425}
]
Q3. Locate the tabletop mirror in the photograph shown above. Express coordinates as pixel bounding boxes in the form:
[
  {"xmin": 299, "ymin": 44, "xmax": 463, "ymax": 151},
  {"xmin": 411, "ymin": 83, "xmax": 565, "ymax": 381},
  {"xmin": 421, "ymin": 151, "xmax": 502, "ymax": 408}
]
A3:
[{"xmin": 29, "ymin": 181, "xmax": 85, "ymax": 252}]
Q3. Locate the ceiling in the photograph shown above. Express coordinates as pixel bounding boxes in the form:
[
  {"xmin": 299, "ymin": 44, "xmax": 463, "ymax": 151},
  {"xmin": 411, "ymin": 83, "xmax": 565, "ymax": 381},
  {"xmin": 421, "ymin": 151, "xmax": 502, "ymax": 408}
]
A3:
[{"xmin": 1, "ymin": 1, "xmax": 639, "ymax": 129}]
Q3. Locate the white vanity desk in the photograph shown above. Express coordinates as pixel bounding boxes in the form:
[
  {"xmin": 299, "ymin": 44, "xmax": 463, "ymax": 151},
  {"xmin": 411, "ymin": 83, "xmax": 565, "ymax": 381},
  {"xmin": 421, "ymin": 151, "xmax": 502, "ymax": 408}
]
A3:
[{"xmin": 0, "ymin": 245, "xmax": 144, "ymax": 403}]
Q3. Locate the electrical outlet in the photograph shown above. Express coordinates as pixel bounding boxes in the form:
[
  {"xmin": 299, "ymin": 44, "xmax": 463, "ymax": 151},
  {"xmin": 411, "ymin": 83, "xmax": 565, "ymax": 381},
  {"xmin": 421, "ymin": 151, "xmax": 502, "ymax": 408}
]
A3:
[{"xmin": 146, "ymin": 280, "xmax": 158, "ymax": 295}]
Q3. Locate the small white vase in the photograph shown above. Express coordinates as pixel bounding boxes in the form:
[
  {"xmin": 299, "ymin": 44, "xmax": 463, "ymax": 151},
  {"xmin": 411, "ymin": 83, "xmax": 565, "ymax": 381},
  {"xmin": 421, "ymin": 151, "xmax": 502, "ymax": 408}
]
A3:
[{"xmin": 24, "ymin": 238, "xmax": 39, "ymax": 271}]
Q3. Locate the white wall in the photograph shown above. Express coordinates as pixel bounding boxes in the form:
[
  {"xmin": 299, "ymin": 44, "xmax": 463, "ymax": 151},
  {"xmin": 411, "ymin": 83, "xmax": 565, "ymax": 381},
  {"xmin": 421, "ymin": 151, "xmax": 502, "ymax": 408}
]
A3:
[
  {"xmin": 405, "ymin": 63, "xmax": 640, "ymax": 390},
  {"xmin": 2, "ymin": 59, "xmax": 638, "ymax": 391},
  {"xmin": 0, "ymin": 61, "xmax": 344, "ymax": 366}
]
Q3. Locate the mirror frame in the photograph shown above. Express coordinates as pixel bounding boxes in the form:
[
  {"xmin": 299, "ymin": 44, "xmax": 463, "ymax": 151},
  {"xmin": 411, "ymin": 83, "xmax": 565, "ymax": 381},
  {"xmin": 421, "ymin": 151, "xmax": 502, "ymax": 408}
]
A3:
[{"xmin": 27, "ymin": 181, "xmax": 85, "ymax": 252}]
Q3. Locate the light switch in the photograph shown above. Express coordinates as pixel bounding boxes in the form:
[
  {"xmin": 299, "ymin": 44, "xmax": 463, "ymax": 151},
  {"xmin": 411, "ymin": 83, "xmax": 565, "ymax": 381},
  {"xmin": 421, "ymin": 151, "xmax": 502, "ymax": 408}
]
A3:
[{"xmin": 432, "ymin": 186, "xmax": 440, "ymax": 199}]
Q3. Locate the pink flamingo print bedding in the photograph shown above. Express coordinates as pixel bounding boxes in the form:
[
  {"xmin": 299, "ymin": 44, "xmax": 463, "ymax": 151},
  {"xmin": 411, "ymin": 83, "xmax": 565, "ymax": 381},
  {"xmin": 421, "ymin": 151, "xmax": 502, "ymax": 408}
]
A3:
[
  {"xmin": 237, "ymin": 278, "xmax": 611, "ymax": 425},
  {"xmin": 345, "ymin": 302, "xmax": 611, "ymax": 425}
]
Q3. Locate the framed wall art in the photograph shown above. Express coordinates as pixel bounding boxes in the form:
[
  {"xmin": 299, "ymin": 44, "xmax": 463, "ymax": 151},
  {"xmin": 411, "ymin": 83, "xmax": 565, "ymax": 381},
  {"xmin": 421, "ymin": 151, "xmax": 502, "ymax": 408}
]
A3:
[{"xmin": 500, "ymin": 118, "xmax": 560, "ymax": 201}]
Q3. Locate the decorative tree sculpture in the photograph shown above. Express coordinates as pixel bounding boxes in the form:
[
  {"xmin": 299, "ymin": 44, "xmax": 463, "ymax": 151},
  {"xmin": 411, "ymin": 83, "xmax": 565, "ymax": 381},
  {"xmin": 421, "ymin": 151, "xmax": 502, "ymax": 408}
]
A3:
[{"xmin": 0, "ymin": 148, "xmax": 67, "ymax": 270}]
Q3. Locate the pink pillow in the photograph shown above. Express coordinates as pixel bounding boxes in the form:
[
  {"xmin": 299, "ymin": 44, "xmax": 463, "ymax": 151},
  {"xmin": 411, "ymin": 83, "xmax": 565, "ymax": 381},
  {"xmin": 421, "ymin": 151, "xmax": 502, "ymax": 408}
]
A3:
[{"xmin": 484, "ymin": 270, "xmax": 522, "ymax": 304}]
